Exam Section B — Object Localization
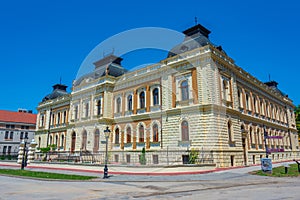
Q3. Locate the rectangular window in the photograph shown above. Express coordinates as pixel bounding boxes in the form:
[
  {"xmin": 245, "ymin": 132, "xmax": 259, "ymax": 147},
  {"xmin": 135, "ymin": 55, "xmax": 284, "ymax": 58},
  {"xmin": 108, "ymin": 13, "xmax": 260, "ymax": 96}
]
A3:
[
  {"xmin": 114, "ymin": 155, "xmax": 119, "ymax": 163},
  {"xmin": 4, "ymin": 131, "xmax": 9, "ymax": 139},
  {"xmin": 126, "ymin": 154, "xmax": 131, "ymax": 163},
  {"xmin": 7, "ymin": 146, "xmax": 11, "ymax": 155},
  {"xmin": 9, "ymin": 132, "xmax": 13, "ymax": 139},
  {"xmin": 20, "ymin": 132, "xmax": 24, "ymax": 140},
  {"xmin": 153, "ymin": 155, "xmax": 159, "ymax": 164},
  {"xmin": 2, "ymin": 146, "xmax": 7, "ymax": 154}
]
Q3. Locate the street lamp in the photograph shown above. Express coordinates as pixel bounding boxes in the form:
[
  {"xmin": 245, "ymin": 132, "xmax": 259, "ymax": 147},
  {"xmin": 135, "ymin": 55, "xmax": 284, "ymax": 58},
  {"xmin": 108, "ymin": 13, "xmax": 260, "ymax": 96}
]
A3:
[
  {"xmin": 263, "ymin": 126, "xmax": 269, "ymax": 158},
  {"xmin": 103, "ymin": 126, "xmax": 110, "ymax": 179},
  {"xmin": 21, "ymin": 135, "xmax": 29, "ymax": 170}
]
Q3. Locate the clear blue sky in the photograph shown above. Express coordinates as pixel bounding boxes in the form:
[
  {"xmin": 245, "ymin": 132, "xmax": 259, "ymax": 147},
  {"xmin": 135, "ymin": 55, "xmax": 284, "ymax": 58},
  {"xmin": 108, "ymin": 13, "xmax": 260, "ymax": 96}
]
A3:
[{"xmin": 1, "ymin": 0, "xmax": 300, "ymax": 113}]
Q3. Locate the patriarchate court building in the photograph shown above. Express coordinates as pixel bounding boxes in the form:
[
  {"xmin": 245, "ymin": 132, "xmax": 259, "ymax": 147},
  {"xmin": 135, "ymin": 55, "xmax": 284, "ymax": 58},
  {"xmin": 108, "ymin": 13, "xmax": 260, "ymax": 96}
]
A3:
[{"xmin": 35, "ymin": 24, "xmax": 299, "ymax": 167}]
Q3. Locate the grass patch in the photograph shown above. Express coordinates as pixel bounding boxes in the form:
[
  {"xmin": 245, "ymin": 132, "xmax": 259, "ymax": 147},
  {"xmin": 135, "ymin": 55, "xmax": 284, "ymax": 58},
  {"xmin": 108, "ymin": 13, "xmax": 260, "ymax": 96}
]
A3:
[
  {"xmin": 254, "ymin": 164, "xmax": 300, "ymax": 177},
  {"xmin": 0, "ymin": 169, "xmax": 97, "ymax": 180}
]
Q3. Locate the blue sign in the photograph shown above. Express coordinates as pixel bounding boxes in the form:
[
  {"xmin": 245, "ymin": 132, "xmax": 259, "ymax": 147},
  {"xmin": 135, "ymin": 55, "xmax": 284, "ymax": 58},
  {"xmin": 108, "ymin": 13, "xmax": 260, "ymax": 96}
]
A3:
[{"xmin": 261, "ymin": 158, "xmax": 272, "ymax": 172}]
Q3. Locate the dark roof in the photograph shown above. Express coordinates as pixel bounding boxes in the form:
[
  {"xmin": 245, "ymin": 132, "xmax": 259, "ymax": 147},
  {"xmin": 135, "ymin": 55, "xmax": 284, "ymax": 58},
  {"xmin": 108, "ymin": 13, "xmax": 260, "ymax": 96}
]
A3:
[
  {"xmin": 167, "ymin": 24, "xmax": 212, "ymax": 58},
  {"xmin": 74, "ymin": 54, "xmax": 127, "ymax": 86},
  {"xmin": 167, "ymin": 24, "xmax": 226, "ymax": 58},
  {"xmin": 42, "ymin": 84, "xmax": 68, "ymax": 102},
  {"xmin": 264, "ymin": 81, "xmax": 286, "ymax": 97}
]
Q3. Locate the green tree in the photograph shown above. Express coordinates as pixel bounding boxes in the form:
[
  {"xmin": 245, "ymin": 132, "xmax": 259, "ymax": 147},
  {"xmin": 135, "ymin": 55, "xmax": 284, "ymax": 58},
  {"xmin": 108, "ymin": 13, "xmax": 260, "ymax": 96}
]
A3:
[{"xmin": 139, "ymin": 147, "xmax": 146, "ymax": 165}]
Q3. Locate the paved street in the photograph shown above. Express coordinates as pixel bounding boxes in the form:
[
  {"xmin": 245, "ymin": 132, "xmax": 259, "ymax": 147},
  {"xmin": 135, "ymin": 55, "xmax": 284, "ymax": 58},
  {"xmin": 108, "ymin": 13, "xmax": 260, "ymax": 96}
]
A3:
[{"xmin": 0, "ymin": 162, "xmax": 299, "ymax": 199}]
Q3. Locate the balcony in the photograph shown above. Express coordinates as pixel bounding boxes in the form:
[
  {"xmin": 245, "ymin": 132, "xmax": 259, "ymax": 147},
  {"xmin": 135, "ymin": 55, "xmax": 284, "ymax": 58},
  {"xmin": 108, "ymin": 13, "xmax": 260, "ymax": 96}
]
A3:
[
  {"xmin": 178, "ymin": 140, "xmax": 191, "ymax": 148},
  {"xmin": 124, "ymin": 143, "xmax": 132, "ymax": 150},
  {"xmin": 136, "ymin": 142, "xmax": 145, "ymax": 150},
  {"xmin": 137, "ymin": 108, "xmax": 146, "ymax": 114},
  {"xmin": 114, "ymin": 113, "xmax": 122, "ymax": 118},
  {"xmin": 125, "ymin": 110, "xmax": 133, "ymax": 116},
  {"xmin": 150, "ymin": 105, "xmax": 161, "ymax": 112},
  {"xmin": 150, "ymin": 142, "xmax": 161, "ymax": 148}
]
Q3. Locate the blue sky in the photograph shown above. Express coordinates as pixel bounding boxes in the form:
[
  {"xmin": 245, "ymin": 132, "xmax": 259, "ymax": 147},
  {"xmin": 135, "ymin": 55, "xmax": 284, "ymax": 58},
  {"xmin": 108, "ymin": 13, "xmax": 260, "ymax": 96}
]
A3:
[{"xmin": 0, "ymin": 0, "xmax": 300, "ymax": 113}]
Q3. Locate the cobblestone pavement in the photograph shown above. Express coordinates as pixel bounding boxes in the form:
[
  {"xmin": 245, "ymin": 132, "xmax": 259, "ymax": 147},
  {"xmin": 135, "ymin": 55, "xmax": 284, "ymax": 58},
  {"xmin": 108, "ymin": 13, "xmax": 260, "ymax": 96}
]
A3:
[{"xmin": 0, "ymin": 162, "xmax": 299, "ymax": 200}]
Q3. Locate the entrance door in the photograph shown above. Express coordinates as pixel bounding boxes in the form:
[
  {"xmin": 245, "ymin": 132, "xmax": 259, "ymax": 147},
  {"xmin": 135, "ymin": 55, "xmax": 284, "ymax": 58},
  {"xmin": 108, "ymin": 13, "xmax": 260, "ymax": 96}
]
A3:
[{"xmin": 71, "ymin": 132, "xmax": 76, "ymax": 153}]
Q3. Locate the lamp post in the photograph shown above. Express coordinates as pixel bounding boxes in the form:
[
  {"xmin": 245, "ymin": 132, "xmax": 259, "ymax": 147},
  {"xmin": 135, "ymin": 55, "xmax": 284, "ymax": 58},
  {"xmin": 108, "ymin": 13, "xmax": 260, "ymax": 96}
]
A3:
[
  {"xmin": 263, "ymin": 126, "xmax": 269, "ymax": 158},
  {"xmin": 21, "ymin": 136, "xmax": 28, "ymax": 170},
  {"xmin": 103, "ymin": 126, "xmax": 110, "ymax": 179}
]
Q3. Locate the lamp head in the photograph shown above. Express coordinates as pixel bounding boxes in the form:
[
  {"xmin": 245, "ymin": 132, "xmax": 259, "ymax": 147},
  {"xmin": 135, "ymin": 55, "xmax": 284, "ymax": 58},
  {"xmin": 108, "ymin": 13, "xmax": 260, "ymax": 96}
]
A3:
[{"xmin": 104, "ymin": 126, "xmax": 111, "ymax": 137}]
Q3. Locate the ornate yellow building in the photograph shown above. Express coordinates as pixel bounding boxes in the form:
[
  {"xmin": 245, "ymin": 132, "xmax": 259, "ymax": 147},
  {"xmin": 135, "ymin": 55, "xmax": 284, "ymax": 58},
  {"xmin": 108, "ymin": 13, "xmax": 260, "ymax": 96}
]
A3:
[{"xmin": 36, "ymin": 24, "xmax": 299, "ymax": 167}]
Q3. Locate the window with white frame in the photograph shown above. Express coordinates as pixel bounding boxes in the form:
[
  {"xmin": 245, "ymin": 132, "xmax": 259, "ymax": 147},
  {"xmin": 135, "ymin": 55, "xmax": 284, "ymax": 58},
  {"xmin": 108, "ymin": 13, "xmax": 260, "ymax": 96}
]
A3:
[
  {"xmin": 127, "ymin": 94, "xmax": 133, "ymax": 111},
  {"xmin": 139, "ymin": 91, "xmax": 145, "ymax": 109},
  {"xmin": 152, "ymin": 123, "xmax": 159, "ymax": 142},
  {"xmin": 152, "ymin": 88, "xmax": 159, "ymax": 106},
  {"xmin": 181, "ymin": 120, "xmax": 189, "ymax": 141},
  {"xmin": 115, "ymin": 128, "xmax": 120, "ymax": 144},
  {"xmin": 180, "ymin": 80, "xmax": 189, "ymax": 101},
  {"xmin": 95, "ymin": 99, "xmax": 101, "ymax": 116},
  {"xmin": 126, "ymin": 127, "xmax": 131, "ymax": 143},
  {"xmin": 138, "ymin": 124, "xmax": 144, "ymax": 142},
  {"xmin": 238, "ymin": 89, "xmax": 243, "ymax": 108},
  {"xmin": 116, "ymin": 97, "xmax": 121, "ymax": 113}
]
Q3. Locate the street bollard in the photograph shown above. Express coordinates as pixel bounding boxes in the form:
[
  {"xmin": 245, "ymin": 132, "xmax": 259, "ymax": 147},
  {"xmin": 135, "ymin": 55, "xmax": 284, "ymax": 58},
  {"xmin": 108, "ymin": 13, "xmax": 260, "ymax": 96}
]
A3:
[{"xmin": 283, "ymin": 163, "xmax": 290, "ymax": 174}]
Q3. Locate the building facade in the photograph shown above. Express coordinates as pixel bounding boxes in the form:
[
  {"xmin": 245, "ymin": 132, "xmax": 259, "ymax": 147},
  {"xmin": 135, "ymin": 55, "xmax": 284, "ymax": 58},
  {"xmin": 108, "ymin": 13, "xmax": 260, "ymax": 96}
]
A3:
[
  {"xmin": 36, "ymin": 24, "xmax": 299, "ymax": 167},
  {"xmin": 35, "ymin": 84, "xmax": 70, "ymax": 152},
  {"xmin": 0, "ymin": 109, "xmax": 36, "ymax": 157}
]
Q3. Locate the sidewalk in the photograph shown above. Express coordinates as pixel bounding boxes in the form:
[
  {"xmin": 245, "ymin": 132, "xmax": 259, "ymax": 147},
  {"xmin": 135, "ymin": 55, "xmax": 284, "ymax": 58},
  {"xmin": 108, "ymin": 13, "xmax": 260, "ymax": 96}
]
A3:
[
  {"xmin": 0, "ymin": 161, "xmax": 218, "ymax": 176},
  {"xmin": 0, "ymin": 160, "xmax": 295, "ymax": 176}
]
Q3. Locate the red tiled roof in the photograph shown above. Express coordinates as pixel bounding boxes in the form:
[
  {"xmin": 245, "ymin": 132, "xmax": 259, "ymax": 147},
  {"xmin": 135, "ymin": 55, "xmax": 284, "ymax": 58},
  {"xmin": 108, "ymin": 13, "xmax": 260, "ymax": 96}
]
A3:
[{"xmin": 0, "ymin": 110, "xmax": 37, "ymax": 124}]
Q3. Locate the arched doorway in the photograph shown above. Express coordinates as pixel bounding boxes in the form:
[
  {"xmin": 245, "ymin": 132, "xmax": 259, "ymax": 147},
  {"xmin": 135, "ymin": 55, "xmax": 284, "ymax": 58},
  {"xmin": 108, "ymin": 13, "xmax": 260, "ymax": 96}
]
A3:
[
  {"xmin": 93, "ymin": 129, "xmax": 100, "ymax": 153},
  {"xmin": 82, "ymin": 130, "xmax": 87, "ymax": 151},
  {"xmin": 71, "ymin": 132, "xmax": 76, "ymax": 153},
  {"xmin": 241, "ymin": 125, "xmax": 248, "ymax": 165}
]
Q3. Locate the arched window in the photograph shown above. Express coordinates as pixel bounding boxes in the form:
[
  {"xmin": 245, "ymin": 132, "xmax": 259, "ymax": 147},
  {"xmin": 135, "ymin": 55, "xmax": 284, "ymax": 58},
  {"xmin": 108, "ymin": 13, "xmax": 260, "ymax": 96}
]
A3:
[
  {"xmin": 180, "ymin": 80, "xmax": 189, "ymax": 101},
  {"xmin": 61, "ymin": 134, "xmax": 64, "ymax": 149},
  {"xmin": 71, "ymin": 132, "xmax": 76, "ymax": 153},
  {"xmin": 139, "ymin": 125, "xmax": 144, "ymax": 142},
  {"xmin": 96, "ymin": 100, "xmax": 101, "ymax": 116},
  {"xmin": 116, "ymin": 97, "xmax": 121, "ymax": 113},
  {"xmin": 228, "ymin": 121, "xmax": 232, "ymax": 142},
  {"xmin": 253, "ymin": 97, "xmax": 257, "ymax": 113},
  {"xmin": 181, "ymin": 121, "xmax": 189, "ymax": 141},
  {"xmin": 249, "ymin": 127, "xmax": 253, "ymax": 145},
  {"xmin": 126, "ymin": 127, "xmax": 131, "ymax": 143},
  {"xmin": 127, "ymin": 95, "xmax": 132, "ymax": 111},
  {"xmin": 153, "ymin": 88, "xmax": 159, "ymax": 106},
  {"xmin": 63, "ymin": 111, "xmax": 67, "ymax": 123},
  {"xmin": 238, "ymin": 90, "xmax": 242, "ymax": 108},
  {"xmin": 74, "ymin": 105, "xmax": 78, "ymax": 119},
  {"xmin": 38, "ymin": 137, "xmax": 41, "ymax": 148},
  {"xmin": 85, "ymin": 103, "xmax": 89, "ymax": 117},
  {"xmin": 260, "ymin": 100, "xmax": 265, "ymax": 115},
  {"xmin": 153, "ymin": 124, "xmax": 159, "ymax": 142},
  {"xmin": 139, "ymin": 91, "xmax": 145, "ymax": 108},
  {"xmin": 55, "ymin": 135, "xmax": 58, "ymax": 147},
  {"xmin": 223, "ymin": 80, "xmax": 228, "ymax": 101},
  {"xmin": 57, "ymin": 113, "xmax": 60, "ymax": 125},
  {"xmin": 246, "ymin": 94, "xmax": 250, "ymax": 110},
  {"xmin": 94, "ymin": 129, "xmax": 100, "ymax": 152},
  {"xmin": 82, "ymin": 131, "xmax": 87, "ymax": 150},
  {"xmin": 257, "ymin": 128, "xmax": 261, "ymax": 145},
  {"xmin": 49, "ymin": 135, "xmax": 53, "ymax": 145},
  {"xmin": 115, "ymin": 128, "xmax": 120, "ymax": 144},
  {"xmin": 41, "ymin": 115, "xmax": 44, "ymax": 127}
]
